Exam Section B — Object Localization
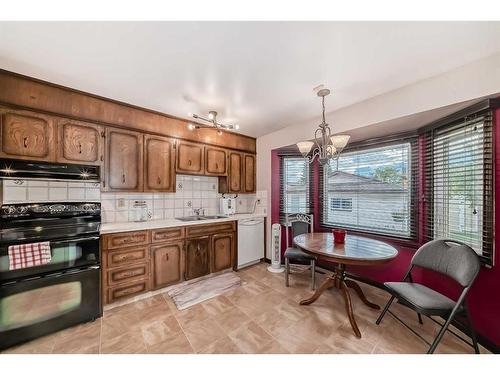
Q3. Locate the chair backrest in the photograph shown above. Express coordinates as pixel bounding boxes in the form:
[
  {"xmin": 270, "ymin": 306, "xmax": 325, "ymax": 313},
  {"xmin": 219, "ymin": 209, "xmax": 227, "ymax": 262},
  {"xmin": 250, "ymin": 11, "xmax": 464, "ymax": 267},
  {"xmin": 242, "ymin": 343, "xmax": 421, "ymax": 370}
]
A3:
[
  {"xmin": 285, "ymin": 213, "xmax": 313, "ymax": 248},
  {"xmin": 411, "ymin": 239, "xmax": 481, "ymax": 287}
]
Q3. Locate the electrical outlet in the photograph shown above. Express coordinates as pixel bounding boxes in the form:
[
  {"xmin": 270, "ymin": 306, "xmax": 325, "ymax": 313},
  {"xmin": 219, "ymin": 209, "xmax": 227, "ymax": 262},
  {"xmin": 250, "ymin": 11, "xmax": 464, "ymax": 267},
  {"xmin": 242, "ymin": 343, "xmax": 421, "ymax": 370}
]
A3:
[
  {"xmin": 256, "ymin": 199, "xmax": 261, "ymax": 205},
  {"xmin": 117, "ymin": 198, "xmax": 126, "ymax": 208}
]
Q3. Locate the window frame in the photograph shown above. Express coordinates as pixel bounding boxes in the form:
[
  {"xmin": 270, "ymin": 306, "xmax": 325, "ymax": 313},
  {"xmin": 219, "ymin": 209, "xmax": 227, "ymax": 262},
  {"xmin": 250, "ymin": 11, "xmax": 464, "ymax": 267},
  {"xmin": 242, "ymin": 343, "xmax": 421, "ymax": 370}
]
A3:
[
  {"xmin": 319, "ymin": 136, "xmax": 419, "ymax": 241},
  {"xmin": 279, "ymin": 154, "xmax": 313, "ymax": 224}
]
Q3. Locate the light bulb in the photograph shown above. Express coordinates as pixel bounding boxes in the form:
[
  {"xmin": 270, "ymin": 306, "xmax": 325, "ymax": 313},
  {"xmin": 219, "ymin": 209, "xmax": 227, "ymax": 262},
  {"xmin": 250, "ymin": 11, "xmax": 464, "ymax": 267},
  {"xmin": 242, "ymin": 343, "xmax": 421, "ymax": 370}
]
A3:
[
  {"xmin": 234, "ymin": 124, "xmax": 240, "ymax": 130},
  {"xmin": 188, "ymin": 123, "xmax": 195, "ymax": 131},
  {"xmin": 296, "ymin": 141, "xmax": 314, "ymax": 156},
  {"xmin": 208, "ymin": 112, "xmax": 215, "ymax": 120}
]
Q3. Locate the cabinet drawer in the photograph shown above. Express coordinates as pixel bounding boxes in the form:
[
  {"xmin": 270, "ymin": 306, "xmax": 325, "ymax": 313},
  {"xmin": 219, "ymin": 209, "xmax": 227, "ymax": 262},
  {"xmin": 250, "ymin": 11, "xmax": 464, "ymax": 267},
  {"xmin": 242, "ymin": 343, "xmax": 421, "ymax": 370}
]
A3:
[
  {"xmin": 107, "ymin": 263, "xmax": 149, "ymax": 286},
  {"xmin": 106, "ymin": 246, "xmax": 149, "ymax": 267},
  {"xmin": 104, "ymin": 230, "xmax": 150, "ymax": 249},
  {"xmin": 186, "ymin": 222, "xmax": 236, "ymax": 237},
  {"xmin": 107, "ymin": 280, "xmax": 149, "ymax": 303},
  {"xmin": 152, "ymin": 227, "xmax": 185, "ymax": 243}
]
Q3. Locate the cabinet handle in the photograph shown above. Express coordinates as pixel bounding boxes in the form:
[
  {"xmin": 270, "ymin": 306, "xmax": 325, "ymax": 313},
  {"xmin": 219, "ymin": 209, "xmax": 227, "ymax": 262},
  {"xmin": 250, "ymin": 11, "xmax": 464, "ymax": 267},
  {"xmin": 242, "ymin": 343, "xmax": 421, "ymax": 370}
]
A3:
[
  {"xmin": 78, "ymin": 143, "xmax": 82, "ymax": 154},
  {"xmin": 188, "ymin": 160, "xmax": 192, "ymax": 166},
  {"xmin": 122, "ymin": 174, "xmax": 126, "ymax": 183},
  {"xmin": 157, "ymin": 176, "xmax": 161, "ymax": 185},
  {"xmin": 165, "ymin": 253, "xmax": 169, "ymax": 261},
  {"xmin": 215, "ymin": 163, "xmax": 219, "ymax": 170},
  {"xmin": 23, "ymin": 137, "xmax": 28, "ymax": 148}
]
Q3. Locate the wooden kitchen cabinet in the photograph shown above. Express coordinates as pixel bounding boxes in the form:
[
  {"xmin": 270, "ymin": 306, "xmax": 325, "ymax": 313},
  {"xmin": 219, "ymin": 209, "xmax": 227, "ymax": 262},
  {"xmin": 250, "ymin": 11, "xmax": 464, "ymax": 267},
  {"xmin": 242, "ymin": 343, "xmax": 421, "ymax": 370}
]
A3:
[
  {"xmin": 0, "ymin": 109, "xmax": 56, "ymax": 161},
  {"xmin": 185, "ymin": 236, "xmax": 211, "ymax": 280},
  {"xmin": 218, "ymin": 151, "xmax": 243, "ymax": 193},
  {"xmin": 243, "ymin": 153, "xmax": 256, "ymax": 193},
  {"xmin": 104, "ymin": 127, "xmax": 144, "ymax": 191},
  {"xmin": 150, "ymin": 242, "xmax": 183, "ymax": 289},
  {"xmin": 205, "ymin": 146, "xmax": 227, "ymax": 176},
  {"xmin": 211, "ymin": 232, "xmax": 234, "ymax": 273},
  {"xmin": 57, "ymin": 119, "xmax": 104, "ymax": 165},
  {"xmin": 176, "ymin": 140, "xmax": 204, "ymax": 175},
  {"xmin": 144, "ymin": 134, "xmax": 176, "ymax": 192}
]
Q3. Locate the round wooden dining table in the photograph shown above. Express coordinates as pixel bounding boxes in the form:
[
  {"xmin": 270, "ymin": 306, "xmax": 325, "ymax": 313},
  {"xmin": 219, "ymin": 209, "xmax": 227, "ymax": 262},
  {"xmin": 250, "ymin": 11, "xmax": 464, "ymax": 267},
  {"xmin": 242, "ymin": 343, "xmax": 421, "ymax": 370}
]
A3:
[{"xmin": 293, "ymin": 232, "xmax": 398, "ymax": 338}]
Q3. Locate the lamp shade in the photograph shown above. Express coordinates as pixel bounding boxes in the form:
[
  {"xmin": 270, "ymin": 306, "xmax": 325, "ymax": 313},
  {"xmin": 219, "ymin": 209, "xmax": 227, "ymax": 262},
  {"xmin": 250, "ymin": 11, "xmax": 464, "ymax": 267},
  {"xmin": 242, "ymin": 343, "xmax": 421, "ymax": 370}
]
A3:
[
  {"xmin": 296, "ymin": 141, "xmax": 314, "ymax": 156},
  {"xmin": 330, "ymin": 134, "xmax": 351, "ymax": 150}
]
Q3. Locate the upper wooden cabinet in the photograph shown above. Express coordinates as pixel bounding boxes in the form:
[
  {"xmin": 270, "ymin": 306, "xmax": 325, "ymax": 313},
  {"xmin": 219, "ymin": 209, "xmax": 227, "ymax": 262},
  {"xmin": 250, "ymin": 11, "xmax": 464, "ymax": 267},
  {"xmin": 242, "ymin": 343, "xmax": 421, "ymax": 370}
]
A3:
[
  {"xmin": 144, "ymin": 134, "xmax": 176, "ymax": 192},
  {"xmin": 0, "ymin": 109, "xmax": 56, "ymax": 161},
  {"xmin": 57, "ymin": 119, "xmax": 104, "ymax": 165},
  {"xmin": 104, "ymin": 127, "xmax": 143, "ymax": 191},
  {"xmin": 205, "ymin": 146, "xmax": 227, "ymax": 176},
  {"xmin": 176, "ymin": 140, "xmax": 204, "ymax": 175},
  {"xmin": 243, "ymin": 153, "xmax": 256, "ymax": 193},
  {"xmin": 228, "ymin": 152, "xmax": 243, "ymax": 192},
  {"xmin": 150, "ymin": 242, "xmax": 183, "ymax": 289}
]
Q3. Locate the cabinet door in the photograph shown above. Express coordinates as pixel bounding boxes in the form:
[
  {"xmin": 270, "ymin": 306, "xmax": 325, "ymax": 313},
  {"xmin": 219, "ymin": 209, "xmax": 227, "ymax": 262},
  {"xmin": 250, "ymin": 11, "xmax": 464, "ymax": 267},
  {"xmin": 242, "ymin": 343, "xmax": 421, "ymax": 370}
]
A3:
[
  {"xmin": 176, "ymin": 140, "xmax": 204, "ymax": 175},
  {"xmin": 0, "ymin": 109, "xmax": 55, "ymax": 161},
  {"xmin": 185, "ymin": 236, "xmax": 210, "ymax": 280},
  {"xmin": 211, "ymin": 232, "xmax": 234, "ymax": 273},
  {"xmin": 144, "ymin": 135, "xmax": 176, "ymax": 192},
  {"xmin": 57, "ymin": 119, "xmax": 103, "ymax": 165},
  {"xmin": 228, "ymin": 152, "xmax": 243, "ymax": 193},
  {"xmin": 151, "ymin": 242, "xmax": 183, "ymax": 289},
  {"xmin": 243, "ymin": 153, "xmax": 256, "ymax": 193},
  {"xmin": 205, "ymin": 146, "xmax": 227, "ymax": 176},
  {"xmin": 105, "ymin": 128, "xmax": 143, "ymax": 191}
]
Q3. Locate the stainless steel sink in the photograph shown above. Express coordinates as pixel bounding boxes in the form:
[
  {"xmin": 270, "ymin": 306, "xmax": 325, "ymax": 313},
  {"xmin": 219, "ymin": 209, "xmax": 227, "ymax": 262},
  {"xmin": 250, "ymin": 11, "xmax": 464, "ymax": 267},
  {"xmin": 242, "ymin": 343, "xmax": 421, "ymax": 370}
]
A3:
[{"xmin": 175, "ymin": 215, "xmax": 229, "ymax": 222}]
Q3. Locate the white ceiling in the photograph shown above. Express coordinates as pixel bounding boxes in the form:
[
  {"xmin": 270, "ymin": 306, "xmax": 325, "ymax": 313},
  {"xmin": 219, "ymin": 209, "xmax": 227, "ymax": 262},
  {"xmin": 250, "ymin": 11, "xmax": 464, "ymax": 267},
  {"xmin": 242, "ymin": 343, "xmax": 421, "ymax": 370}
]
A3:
[{"xmin": 1, "ymin": 21, "xmax": 500, "ymax": 138}]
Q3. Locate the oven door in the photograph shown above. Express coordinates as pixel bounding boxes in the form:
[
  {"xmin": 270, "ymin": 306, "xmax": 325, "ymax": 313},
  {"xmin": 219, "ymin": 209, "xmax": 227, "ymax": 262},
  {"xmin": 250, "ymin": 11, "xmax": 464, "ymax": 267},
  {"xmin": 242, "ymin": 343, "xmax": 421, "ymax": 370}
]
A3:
[
  {"xmin": 0, "ymin": 266, "xmax": 101, "ymax": 350},
  {"xmin": 0, "ymin": 236, "xmax": 100, "ymax": 283}
]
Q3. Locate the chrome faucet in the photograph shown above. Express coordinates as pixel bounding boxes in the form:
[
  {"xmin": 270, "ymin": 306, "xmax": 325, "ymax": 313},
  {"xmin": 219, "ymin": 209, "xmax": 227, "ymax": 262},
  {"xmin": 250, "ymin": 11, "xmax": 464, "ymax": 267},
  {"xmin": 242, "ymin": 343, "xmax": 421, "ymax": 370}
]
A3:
[{"xmin": 193, "ymin": 208, "xmax": 205, "ymax": 216}]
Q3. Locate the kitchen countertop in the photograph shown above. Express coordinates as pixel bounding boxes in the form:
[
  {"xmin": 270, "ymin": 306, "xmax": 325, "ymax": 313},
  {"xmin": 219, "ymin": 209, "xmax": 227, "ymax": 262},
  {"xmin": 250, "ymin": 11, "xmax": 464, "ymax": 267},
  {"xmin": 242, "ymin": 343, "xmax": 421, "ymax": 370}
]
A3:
[{"xmin": 100, "ymin": 212, "xmax": 267, "ymax": 234}]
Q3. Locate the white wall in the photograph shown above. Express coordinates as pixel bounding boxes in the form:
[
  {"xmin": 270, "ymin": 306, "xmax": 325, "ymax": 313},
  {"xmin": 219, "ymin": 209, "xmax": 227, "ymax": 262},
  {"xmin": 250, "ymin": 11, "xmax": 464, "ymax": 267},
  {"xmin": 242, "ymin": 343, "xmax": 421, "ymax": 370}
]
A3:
[{"xmin": 257, "ymin": 52, "xmax": 500, "ymax": 257}]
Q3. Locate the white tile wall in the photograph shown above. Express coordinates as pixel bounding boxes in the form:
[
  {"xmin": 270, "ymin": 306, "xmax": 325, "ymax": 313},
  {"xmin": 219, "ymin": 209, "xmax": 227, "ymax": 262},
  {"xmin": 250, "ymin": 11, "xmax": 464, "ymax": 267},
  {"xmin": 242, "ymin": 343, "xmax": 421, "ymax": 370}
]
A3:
[
  {"xmin": 0, "ymin": 176, "xmax": 267, "ymax": 224},
  {"xmin": 100, "ymin": 174, "xmax": 267, "ymax": 223},
  {"xmin": 1, "ymin": 179, "xmax": 101, "ymax": 204}
]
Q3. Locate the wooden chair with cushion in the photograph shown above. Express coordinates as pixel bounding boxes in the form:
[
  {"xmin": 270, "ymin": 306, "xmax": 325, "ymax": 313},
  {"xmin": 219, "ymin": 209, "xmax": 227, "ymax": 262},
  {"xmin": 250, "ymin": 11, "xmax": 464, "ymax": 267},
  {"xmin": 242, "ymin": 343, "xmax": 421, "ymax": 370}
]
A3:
[
  {"xmin": 284, "ymin": 213, "xmax": 316, "ymax": 290},
  {"xmin": 375, "ymin": 239, "xmax": 481, "ymax": 354}
]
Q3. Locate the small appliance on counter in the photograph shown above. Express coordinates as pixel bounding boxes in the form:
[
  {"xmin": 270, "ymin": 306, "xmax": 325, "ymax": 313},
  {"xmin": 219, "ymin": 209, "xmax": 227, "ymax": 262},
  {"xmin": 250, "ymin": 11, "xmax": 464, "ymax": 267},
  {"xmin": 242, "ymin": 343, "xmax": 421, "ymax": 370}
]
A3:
[
  {"xmin": 220, "ymin": 196, "xmax": 236, "ymax": 215},
  {"xmin": 130, "ymin": 200, "xmax": 150, "ymax": 222}
]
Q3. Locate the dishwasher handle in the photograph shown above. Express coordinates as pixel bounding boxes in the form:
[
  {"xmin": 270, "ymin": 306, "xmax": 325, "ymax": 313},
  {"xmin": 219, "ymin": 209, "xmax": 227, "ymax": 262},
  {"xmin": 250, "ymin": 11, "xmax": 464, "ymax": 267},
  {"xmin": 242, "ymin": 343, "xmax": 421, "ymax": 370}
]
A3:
[{"xmin": 239, "ymin": 218, "xmax": 264, "ymax": 226}]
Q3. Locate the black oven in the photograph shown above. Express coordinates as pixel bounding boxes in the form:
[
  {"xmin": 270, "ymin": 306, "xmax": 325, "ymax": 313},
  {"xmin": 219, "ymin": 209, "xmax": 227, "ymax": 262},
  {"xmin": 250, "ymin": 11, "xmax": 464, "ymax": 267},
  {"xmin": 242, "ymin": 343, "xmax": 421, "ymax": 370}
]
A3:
[{"xmin": 0, "ymin": 202, "xmax": 102, "ymax": 351}]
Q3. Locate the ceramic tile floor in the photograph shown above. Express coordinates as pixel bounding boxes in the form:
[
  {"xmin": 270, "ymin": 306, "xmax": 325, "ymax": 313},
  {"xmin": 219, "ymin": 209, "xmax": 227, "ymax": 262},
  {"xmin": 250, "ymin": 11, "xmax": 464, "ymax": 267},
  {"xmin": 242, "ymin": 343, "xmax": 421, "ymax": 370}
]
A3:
[{"xmin": 2, "ymin": 263, "xmax": 490, "ymax": 354}]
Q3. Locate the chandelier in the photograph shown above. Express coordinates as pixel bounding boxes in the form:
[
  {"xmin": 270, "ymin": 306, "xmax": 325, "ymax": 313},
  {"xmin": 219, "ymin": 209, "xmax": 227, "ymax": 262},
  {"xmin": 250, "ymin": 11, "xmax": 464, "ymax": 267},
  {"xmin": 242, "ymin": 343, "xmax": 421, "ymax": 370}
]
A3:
[
  {"xmin": 188, "ymin": 111, "xmax": 240, "ymax": 134},
  {"xmin": 296, "ymin": 88, "xmax": 350, "ymax": 165}
]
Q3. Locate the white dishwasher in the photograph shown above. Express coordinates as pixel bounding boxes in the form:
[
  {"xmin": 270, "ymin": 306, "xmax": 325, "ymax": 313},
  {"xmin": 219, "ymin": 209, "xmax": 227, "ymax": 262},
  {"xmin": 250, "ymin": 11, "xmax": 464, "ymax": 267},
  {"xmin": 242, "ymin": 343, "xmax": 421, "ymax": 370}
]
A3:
[{"xmin": 237, "ymin": 217, "xmax": 265, "ymax": 269}]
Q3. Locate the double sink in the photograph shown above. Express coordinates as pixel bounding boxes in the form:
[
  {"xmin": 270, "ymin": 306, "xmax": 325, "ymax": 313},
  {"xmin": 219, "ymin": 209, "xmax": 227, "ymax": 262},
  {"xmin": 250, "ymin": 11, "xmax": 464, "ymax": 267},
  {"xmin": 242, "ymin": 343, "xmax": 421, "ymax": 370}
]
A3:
[{"xmin": 175, "ymin": 215, "xmax": 229, "ymax": 222}]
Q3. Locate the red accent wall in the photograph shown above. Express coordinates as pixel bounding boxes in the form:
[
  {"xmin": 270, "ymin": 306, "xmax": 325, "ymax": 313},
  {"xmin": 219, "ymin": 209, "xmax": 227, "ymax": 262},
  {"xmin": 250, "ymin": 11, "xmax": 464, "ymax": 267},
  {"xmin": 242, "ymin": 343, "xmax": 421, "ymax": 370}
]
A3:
[{"xmin": 271, "ymin": 107, "xmax": 500, "ymax": 347}]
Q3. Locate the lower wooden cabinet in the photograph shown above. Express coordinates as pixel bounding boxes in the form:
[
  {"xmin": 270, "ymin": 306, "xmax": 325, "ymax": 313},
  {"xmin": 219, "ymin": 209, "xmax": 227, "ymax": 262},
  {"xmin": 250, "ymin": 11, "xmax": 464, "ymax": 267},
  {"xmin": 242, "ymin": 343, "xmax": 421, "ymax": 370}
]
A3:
[
  {"xmin": 150, "ymin": 242, "xmax": 183, "ymax": 289},
  {"xmin": 185, "ymin": 236, "xmax": 211, "ymax": 281},
  {"xmin": 102, "ymin": 222, "xmax": 237, "ymax": 304},
  {"xmin": 211, "ymin": 232, "xmax": 234, "ymax": 273}
]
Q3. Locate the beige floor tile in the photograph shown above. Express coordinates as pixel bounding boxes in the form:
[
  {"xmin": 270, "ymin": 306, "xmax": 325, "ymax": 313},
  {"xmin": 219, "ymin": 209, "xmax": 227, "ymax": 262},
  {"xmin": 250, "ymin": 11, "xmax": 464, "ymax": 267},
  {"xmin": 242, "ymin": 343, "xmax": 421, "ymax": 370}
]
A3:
[
  {"xmin": 274, "ymin": 329, "xmax": 319, "ymax": 354},
  {"xmin": 101, "ymin": 331, "xmax": 147, "ymax": 354},
  {"xmin": 182, "ymin": 318, "xmax": 228, "ymax": 352},
  {"xmin": 146, "ymin": 332, "xmax": 194, "ymax": 354},
  {"xmin": 260, "ymin": 340, "xmax": 290, "ymax": 354},
  {"xmin": 140, "ymin": 315, "xmax": 183, "ymax": 347},
  {"xmin": 2, "ymin": 333, "xmax": 57, "ymax": 354},
  {"xmin": 252, "ymin": 307, "xmax": 295, "ymax": 337},
  {"xmin": 213, "ymin": 306, "xmax": 252, "ymax": 334},
  {"xmin": 228, "ymin": 321, "xmax": 274, "ymax": 354},
  {"xmin": 198, "ymin": 336, "xmax": 241, "ymax": 354},
  {"xmin": 52, "ymin": 320, "xmax": 101, "ymax": 354},
  {"xmin": 201, "ymin": 295, "xmax": 235, "ymax": 316},
  {"xmin": 174, "ymin": 304, "xmax": 213, "ymax": 329}
]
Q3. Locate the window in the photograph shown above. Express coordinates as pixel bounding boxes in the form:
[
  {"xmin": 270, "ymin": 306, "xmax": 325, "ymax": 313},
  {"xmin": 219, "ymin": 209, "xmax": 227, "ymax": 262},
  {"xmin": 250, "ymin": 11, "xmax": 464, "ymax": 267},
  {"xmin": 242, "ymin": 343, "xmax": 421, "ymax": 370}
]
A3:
[
  {"xmin": 331, "ymin": 198, "xmax": 352, "ymax": 212},
  {"xmin": 279, "ymin": 156, "xmax": 312, "ymax": 222},
  {"xmin": 424, "ymin": 111, "xmax": 493, "ymax": 265},
  {"xmin": 320, "ymin": 140, "xmax": 418, "ymax": 239}
]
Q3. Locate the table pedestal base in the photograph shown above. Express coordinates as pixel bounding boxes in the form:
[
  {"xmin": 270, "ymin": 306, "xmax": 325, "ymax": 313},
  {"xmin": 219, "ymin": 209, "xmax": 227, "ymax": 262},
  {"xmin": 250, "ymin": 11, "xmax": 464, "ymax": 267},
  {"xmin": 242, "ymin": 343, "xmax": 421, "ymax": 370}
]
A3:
[{"xmin": 299, "ymin": 264, "xmax": 380, "ymax": 338}]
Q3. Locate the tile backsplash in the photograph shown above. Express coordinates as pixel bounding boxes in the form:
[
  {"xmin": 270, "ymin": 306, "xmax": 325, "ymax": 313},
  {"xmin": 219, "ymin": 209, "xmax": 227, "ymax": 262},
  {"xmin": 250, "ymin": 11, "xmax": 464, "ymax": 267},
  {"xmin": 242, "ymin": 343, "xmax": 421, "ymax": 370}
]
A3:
[
  {"xmin": 0, "ymin": 174, "xmax": 267, "ymax": 224},
  {"xmin": 1, "ymin": 179, "xmax": 101, "ymax": 203},
  {"xmin": 101, "ymin": 175, "xmax": 267, "ymax": 224}
]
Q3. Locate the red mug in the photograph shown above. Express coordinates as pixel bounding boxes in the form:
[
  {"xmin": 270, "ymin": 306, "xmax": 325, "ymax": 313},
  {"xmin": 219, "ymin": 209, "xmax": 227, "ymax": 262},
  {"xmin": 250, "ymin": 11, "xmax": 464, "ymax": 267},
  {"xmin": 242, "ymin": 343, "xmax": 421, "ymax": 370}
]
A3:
[{"xmin": 332, "ymin": 229, "xmax": 346, "ymax": 244}]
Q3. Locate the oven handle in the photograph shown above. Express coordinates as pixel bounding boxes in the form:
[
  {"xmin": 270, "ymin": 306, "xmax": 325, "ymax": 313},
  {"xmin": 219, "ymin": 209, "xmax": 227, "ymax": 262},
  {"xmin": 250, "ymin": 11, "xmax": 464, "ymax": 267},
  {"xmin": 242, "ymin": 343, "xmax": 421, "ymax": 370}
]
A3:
[{"xmin": 50, "ymin": 236, "xmax": 100, "ymax": 244}]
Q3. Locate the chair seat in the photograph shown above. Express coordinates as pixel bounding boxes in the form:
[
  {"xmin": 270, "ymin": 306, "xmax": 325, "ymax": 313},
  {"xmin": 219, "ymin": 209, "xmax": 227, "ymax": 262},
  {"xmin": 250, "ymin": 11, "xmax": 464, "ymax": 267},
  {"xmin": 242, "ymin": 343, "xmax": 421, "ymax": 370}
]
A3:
[
  {"xmin": 284, "ymin": 247, "xmax": 315, "ymax": 261},
  {"xmin": 385, "ymin": 282, "xmax": 456, "ymax": 311}
]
